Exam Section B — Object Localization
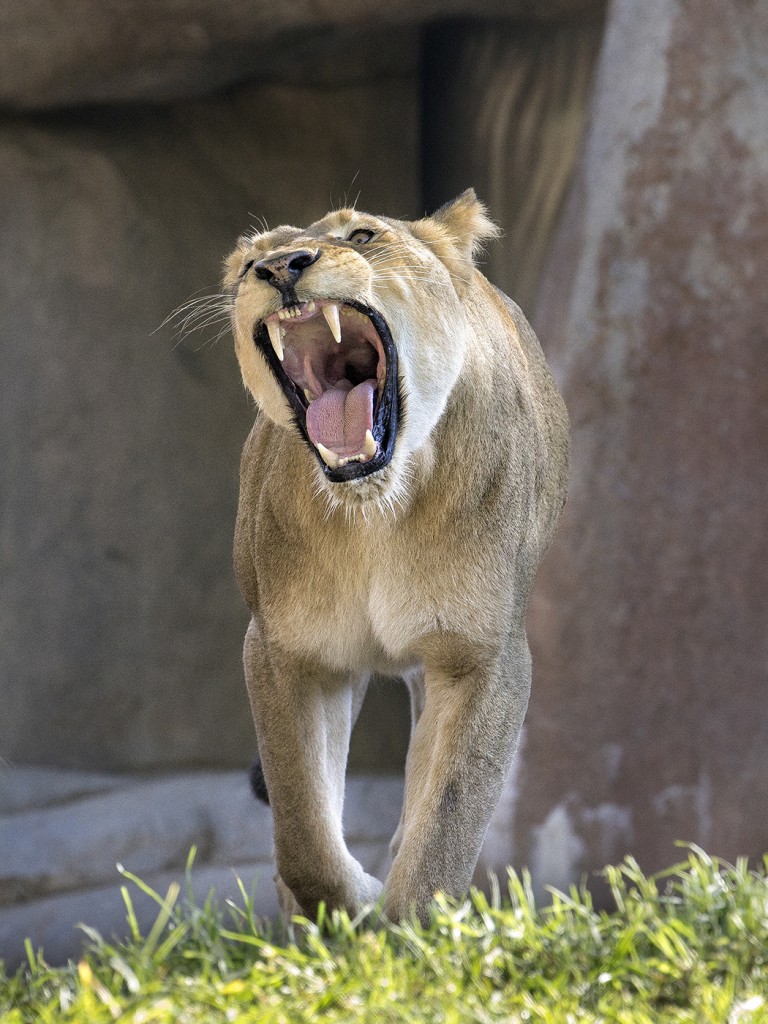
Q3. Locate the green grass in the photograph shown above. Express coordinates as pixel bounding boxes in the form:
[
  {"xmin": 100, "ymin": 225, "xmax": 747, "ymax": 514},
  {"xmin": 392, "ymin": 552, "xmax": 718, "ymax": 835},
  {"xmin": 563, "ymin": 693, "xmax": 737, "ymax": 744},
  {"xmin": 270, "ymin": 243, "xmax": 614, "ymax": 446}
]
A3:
[{"xmin": 2, "ymin": 847, "xmax": 767, "ymax": 1022}]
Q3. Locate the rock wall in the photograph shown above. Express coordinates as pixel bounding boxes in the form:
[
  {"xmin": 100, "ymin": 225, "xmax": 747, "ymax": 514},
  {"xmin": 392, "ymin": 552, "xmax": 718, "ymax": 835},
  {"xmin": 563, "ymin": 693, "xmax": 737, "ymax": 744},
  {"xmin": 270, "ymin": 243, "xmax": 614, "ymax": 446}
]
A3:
[
  {"xmin": 3, "ymin": 0, "xmax": 765, "ymax": 963},
  {"xmin": 0, "ymin": 69, "xmax": 419, "ymax": 770},
  {"xmin": 0, "ymin": 768, "xmax": 403, "ymax": 967},
  {"xmin": 423, "ymin": 17, "xmax": 604, "ymax": 312},
  {"xmin": 0, "ymin": 1, "xmax": 602, "ymax": 108},
  {"xmin": 519, "ymin": 0, "xmax": 768, "ymax": 896},
  {"xmin": 0, "ymin": 761, "xmax": 528, "ymax": 967},
  {"xmin": 0, "ymin": 6, "xmax": 609, "ymax": 962}
]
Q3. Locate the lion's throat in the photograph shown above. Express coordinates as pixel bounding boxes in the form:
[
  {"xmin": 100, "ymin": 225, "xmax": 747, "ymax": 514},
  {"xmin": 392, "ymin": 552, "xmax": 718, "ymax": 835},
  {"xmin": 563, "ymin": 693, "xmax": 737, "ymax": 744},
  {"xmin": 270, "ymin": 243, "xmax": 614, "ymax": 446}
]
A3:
[{"xmin": 305, "ymin": 379, "xmax": 376, "ymax": 460}]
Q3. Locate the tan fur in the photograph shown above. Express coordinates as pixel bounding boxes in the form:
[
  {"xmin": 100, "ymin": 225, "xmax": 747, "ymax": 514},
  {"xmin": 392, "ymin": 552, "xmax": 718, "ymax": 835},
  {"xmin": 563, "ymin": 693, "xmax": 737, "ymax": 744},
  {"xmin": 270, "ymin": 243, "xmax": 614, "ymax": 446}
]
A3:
[{"xmin": 225, "ymin": 191, "xmax": 569, "ymax": 922}]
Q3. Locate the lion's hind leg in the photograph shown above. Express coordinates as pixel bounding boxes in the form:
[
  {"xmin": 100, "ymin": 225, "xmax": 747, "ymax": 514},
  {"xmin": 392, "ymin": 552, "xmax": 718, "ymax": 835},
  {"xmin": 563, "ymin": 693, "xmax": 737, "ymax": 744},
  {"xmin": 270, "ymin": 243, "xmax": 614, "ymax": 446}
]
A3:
[{"xmin": 389, "ymin": 668, "xmax": 426, "ymax": 861}]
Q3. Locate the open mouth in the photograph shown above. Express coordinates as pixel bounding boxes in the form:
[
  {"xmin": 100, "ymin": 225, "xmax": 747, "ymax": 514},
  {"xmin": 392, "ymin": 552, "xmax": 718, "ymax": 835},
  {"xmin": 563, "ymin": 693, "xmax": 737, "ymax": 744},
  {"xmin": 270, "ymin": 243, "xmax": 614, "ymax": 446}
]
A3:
[{"xmin": 254, "ymin": 300, "xmax": 399, "ymax": 482}]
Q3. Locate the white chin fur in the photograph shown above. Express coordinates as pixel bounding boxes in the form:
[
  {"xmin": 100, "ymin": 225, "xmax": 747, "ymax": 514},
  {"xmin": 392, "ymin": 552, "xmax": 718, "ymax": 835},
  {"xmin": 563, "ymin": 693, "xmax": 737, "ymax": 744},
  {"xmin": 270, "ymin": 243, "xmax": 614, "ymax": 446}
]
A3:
[{"xmin": 312, "ymin": 447, "xmax": 415, "ymax": 520}]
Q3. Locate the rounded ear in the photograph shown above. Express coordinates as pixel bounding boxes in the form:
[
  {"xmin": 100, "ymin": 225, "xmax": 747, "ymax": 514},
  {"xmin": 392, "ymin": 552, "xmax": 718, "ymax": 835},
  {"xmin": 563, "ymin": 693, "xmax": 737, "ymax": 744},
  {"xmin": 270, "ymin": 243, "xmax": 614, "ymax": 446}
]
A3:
[
  {"xmin": 410, "ymin": 189, "xmax": 500, "ymax": 288},
  {"xmin": 432, "ymin": 189, "xmax": 501, "ymax": 261}
]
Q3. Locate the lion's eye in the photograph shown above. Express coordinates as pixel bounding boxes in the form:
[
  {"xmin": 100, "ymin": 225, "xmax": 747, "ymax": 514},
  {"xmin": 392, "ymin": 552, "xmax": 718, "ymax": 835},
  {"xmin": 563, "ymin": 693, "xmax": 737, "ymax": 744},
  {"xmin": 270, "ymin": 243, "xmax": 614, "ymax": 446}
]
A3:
[
  {"xmin": 239, "ymin": 259, "xmax": 255, "ymax": 278},
  {"xmin": 348, "ymin": 229, "xmax": 375, "ymax": 245}
]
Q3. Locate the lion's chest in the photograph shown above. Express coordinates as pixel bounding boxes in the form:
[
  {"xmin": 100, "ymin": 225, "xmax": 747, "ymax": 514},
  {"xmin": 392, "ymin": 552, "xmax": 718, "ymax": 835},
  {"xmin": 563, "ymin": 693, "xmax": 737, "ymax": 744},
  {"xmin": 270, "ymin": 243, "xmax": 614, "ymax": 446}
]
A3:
[{"xmin": 255, "ymin": 520, "xmax": 436, "ymax": 674}]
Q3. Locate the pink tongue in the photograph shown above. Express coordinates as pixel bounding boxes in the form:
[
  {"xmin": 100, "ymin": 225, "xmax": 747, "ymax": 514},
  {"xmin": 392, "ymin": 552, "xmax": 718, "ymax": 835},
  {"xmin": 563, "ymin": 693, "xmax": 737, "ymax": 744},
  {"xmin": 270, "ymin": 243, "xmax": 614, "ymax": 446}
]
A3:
[{"xmin": 306, "ymin": 379, "xmax": 376, "ymax": 456}]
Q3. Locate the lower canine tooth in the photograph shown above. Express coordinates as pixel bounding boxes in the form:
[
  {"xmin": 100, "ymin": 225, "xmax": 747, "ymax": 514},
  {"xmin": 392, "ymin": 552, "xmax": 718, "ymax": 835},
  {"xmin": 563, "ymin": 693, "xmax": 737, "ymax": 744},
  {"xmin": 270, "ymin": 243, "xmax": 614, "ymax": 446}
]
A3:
[
  {"xmin": 316, "ymin": 442, "xmax": 341, "ymax": 470},
  {"xmin": 323, "ymin": 303, "xmax": 342, "ymax": 344},
  {"xmin": 364, "ymin": 430, "xmax": 377, "ymax": 457},
  {"xmin": 266, "ymin": 319, "xmax": 284, "ymax": 360}
]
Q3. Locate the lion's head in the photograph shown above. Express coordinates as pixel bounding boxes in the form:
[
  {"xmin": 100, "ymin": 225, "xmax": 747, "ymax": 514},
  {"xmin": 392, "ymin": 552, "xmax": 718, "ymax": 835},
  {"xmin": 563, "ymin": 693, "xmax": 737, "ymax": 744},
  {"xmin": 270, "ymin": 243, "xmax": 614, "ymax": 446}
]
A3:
[{"xmin": 224, "ymin": 190, "xmax": 499, "ymax": 509}]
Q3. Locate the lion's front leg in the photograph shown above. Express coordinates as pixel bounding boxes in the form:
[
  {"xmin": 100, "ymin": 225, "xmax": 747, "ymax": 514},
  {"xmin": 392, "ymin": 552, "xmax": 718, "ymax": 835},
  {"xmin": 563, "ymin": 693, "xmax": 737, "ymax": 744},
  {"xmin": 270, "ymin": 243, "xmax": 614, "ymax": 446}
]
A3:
[
  {"xmin": 383, "ymin": 631, "xmax": 531, "ymax": 922},
  {"xmin": 243, "ymin": 618, "xmax": 381, "ymax": 919}
]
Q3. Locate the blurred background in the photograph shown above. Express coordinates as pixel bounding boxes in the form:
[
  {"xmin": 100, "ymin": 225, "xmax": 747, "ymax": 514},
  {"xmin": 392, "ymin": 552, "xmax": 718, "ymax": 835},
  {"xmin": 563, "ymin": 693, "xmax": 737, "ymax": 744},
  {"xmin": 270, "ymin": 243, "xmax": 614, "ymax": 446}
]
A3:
[{"xmin": 1, "ymin": 0, "xmax": 766, "ymax": 966}]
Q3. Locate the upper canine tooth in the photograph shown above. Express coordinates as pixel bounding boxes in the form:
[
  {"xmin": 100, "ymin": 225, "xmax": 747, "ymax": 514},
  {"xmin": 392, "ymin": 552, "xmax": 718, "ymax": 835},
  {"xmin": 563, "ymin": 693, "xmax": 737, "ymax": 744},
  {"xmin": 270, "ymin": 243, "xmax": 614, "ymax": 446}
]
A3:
[
  {"xmin": 316, "ymin": 442, "xmax": 341, "ymax": 470},
  {"xmin": 323, "ymin": 303, "xmax": 342, "ymax": 344},
  {"xmin": 266, "ymin": 319, "xmax": 284, "ymax": 360},
  {"xmin": 363, "ymin": 430, "xmax": 377, "ymax": 458}
]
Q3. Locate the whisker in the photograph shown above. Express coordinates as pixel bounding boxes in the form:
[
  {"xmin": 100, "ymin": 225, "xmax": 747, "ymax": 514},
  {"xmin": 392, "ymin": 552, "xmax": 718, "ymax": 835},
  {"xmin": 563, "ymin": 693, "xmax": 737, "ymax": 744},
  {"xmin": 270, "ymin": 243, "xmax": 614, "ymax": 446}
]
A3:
[
  {"xmin": 369, "ymin": 277, "xmax": 436, "ymax": 284},
  {"xmin": 365, "ymin": 254, "xmax": 433, "ymax": 270},
  {"xmin": 172, "ymin": 313, "xmax": 231, "ymax": 340},
  {"xmin": 248, "ymin": 212, "xmax": 271, "ymax": 234},
  {"xmin": 365, "ymin": 262, "xmax": 434, "ymax": 273},
  {"xmin": 155, "ymin": 291, "xmax": 230, "ymax": 333},
  {"xmin": 164, "ymin": 299, "xmax": 232, "ymax": 327},
  {"xmin": 159, "ymin": 288, "xmax": 234, "ymax": 351},
  {"xmin": 179, "ymin": 302, "xmax": 232, "ymax": 322},
  {"xmin": 193, "ymin": 324, "xmax": 232, "ymax": 353}
]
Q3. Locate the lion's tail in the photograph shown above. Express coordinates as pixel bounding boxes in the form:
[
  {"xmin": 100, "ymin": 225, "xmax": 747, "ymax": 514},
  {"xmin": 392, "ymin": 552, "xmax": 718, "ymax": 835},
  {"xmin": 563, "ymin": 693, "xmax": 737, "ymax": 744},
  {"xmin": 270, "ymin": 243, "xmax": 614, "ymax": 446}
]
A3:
[{"xmin": 248, "ymin": 755, "xmax": 270, "ymax": 805}]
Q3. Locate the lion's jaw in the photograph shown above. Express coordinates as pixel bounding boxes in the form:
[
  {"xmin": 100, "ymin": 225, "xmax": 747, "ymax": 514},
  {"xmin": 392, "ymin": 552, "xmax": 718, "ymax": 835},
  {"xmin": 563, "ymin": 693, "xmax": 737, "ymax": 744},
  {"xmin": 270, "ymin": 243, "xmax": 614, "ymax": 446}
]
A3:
[{"xmin": 225, "ymin": 204, "xmax": 488, "ymax": 514}]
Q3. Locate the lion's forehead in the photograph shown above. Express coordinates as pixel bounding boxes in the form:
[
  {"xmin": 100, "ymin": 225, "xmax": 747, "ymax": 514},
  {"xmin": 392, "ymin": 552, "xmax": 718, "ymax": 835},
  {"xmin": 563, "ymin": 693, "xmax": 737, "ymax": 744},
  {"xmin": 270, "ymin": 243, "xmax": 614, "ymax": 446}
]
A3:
[
  {"xmin": 309, "ymin": 210, "xmax": 357, "ymax": 236},
  {"xmin": 246, "ymin": 213, "xmax": 351, "ymax": 251},
  {"xmin": 308, "ymin": 209, "xmax": 399, "ymax": 238},
  {"xmin": 246, "ymin": 210, "xmax": 415, "ymax": 254}
]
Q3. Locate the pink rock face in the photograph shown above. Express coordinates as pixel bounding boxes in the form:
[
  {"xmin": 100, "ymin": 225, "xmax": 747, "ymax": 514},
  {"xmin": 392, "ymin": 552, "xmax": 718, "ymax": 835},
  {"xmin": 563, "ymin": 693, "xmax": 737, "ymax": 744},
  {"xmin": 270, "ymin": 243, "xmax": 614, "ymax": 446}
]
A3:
[{"xmin": 520, "ymin": 0, "xmax": 768, "ymax": 895}]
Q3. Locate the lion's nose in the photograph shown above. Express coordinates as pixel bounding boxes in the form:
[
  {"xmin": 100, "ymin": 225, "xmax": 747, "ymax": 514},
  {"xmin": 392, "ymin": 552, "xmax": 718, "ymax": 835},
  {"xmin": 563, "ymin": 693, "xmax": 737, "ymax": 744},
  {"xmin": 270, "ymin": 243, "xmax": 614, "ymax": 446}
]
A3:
[{"xmin": 254, "ymin": 248, "xmax": 321, "ymax": 294}]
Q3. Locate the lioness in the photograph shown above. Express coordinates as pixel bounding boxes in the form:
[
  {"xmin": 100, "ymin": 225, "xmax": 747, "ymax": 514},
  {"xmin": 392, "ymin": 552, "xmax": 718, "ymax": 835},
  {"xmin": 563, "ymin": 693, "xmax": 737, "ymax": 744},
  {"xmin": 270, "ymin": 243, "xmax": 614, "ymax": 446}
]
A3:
[{"xmin": 224, "ymin": 190, "xmax": 568, "ymax": 922}]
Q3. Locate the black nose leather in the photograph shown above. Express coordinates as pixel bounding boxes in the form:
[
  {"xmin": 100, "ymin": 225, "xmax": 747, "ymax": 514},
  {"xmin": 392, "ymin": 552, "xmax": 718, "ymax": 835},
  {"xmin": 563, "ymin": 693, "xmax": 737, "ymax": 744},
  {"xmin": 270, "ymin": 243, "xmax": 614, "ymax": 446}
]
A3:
[{"xmin": 253, "ymin": 248, "xmax": 321, "ymax": 294}]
